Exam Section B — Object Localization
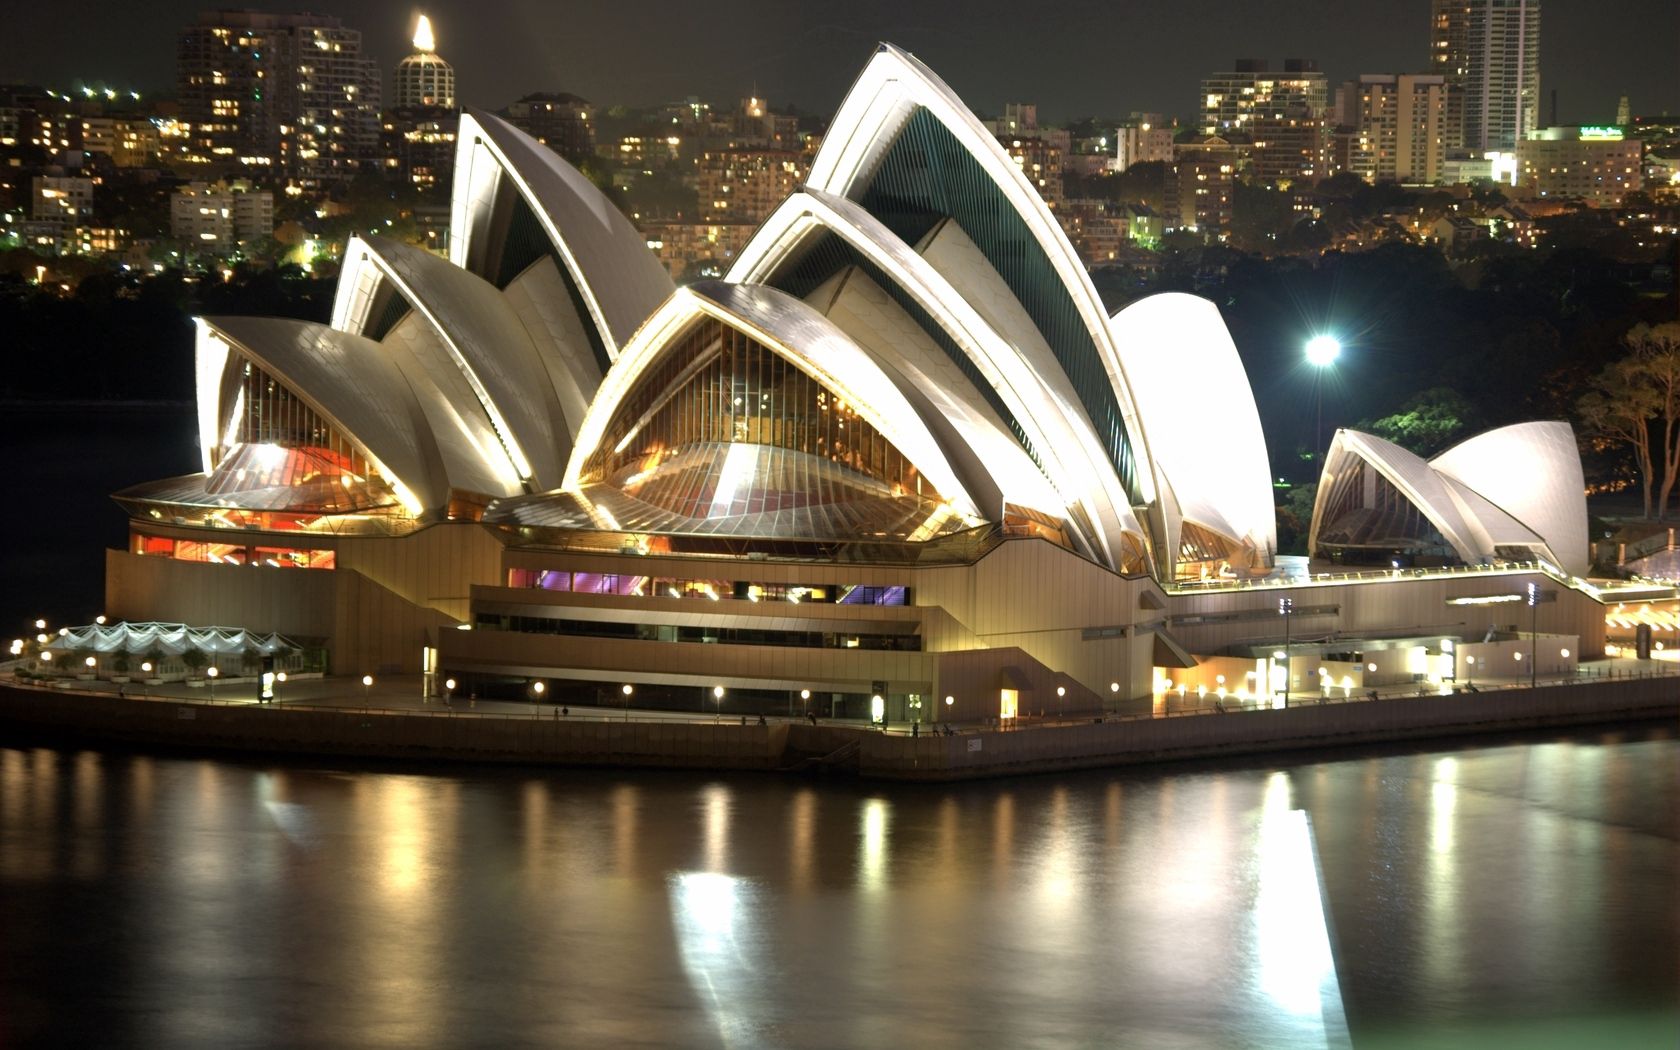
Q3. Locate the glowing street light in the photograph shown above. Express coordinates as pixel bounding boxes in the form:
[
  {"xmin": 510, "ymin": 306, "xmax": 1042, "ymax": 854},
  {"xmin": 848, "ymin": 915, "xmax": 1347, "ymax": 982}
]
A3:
[
  {"xmin": 443, "ymin": 677, "xmax": 457, "ymax": 702},
  {"xmin": 1305, "ymin": 334, "xmax": 1341, "ymax": 459},
  {"xmin": 1304, "ymin": 334, "xmax": 1342, "ymax": 367},
  {"xmin": 362, "ymin": 673, "xmax": 374, "ymax": 703},
  {"xmin": 207, "ymin": 664, "xmax": 219, "ymax": 700},
  {"xmin": 712, "ymin": 684, "xmax": 724, "ymax": 722},
  {"xmin": 622, "ymin": 683, "xmax": 633, "ymax": 721}
]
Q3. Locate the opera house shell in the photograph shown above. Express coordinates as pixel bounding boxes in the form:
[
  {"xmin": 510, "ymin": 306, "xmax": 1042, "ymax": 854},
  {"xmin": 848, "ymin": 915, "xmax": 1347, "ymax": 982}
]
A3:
[{"xmin": 103, "ymin": 45, "xmax": 1606, "ymax": 718}]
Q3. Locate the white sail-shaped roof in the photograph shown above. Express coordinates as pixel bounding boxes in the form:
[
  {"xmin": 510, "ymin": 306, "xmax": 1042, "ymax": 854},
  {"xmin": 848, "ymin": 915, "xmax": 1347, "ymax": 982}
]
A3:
[
  {"xmin": 727, "ymin": 188, "xmax": 1148, "ymax": 564},
  {"xmin": 1309, "ymin": 427, "xmax": 1581, "ymax": 571},
  {"xmin": 563, "ymin": 281, "xmax": 981, "ymax": 522},
  {"xmin": 1110, "ymin": 292, "xmax": 1277, "ymax": 575},
  {"xmin": 1430, "ymin": 422, "xmax": 1589, "ymax": 577},
  {"xmin": 449, "ymin": 109, "xmax": 672, "ymax": 358},
  {"xmin": 197, "ymin": 317, "xmax": 448, "ymax": 515},
  {"xmin": 332, "ymin": 235, "xmax": 574, "ymax": 490},
  {"xmin": 806, "ymin": 42, "xmax": 1159, "ymax": 521}
]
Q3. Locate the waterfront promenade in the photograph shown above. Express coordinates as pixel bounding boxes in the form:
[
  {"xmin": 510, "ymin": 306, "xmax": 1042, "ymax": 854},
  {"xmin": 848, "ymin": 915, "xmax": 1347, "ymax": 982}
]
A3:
[{"xmin": 2, "ymin": 657, "xmax": 1676, "ymax": 780}]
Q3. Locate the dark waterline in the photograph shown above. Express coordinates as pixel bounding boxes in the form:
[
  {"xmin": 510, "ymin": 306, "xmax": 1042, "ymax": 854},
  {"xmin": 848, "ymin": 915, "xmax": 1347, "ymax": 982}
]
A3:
[{"xmin": 1, "ymin": 724, "xmax": 1675, "ymax": 1049}]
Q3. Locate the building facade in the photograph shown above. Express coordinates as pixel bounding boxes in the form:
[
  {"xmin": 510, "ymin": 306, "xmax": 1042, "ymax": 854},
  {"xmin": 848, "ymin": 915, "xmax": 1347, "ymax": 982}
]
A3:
[
  {"xmin": 101, "ymin": 45, "xmax": 1607, "ymax": 726},
  {"xmin": 1518, "ymin": 126, "xmax": 1644, "ymax": 206},
  {"xmin": 1337, "ymin": 74, "xmax": 1447, "ymax": 184},
  {"xmin": 1200, "ymin": 59, "xmax": 1329, "ymax": 182},
  {"xmin": 1429, "ymin": 0, "xmax": 1541, "ymax": 153},
  {"xmin": 176, "ymin": 10, "xmax": 381, "ymax": 182}
]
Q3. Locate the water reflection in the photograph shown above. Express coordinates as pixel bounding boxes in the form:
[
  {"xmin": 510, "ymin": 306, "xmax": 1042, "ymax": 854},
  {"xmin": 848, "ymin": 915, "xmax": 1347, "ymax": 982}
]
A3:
[{"xmin": 0, "ymin": 727, "xmax": 1673, "ymax": 1048}]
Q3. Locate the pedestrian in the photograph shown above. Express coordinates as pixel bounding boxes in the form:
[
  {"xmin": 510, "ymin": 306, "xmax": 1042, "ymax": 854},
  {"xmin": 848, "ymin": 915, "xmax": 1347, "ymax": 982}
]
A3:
[
  {"xmin": 562, "ymin": 706, "xmax": 569, "ymax": 716},
  {"xmin": 911, "ymin": 722, "xmax": 919, "ymax": 737}
]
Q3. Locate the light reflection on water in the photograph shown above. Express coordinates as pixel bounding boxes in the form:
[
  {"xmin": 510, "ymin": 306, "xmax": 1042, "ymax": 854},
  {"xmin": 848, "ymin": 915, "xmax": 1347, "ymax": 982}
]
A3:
[{"xmin": 0, "ymin": 727, "xmax": 1675, "ymax": 1049}]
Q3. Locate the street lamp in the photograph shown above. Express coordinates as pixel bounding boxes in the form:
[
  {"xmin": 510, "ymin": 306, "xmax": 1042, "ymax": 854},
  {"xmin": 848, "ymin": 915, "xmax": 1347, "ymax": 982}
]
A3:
[
  {"xmin": 1056, "ymin": 684, "xmax": 1065, "ymax": 720},
  {"xmin": 85, "ymin": 655, "xmax": 97, "ymax": 675},
  {"xmin": 443, "ymin": 677, "xmax": 456, "ymax": 702},
  {"xmin": 206, "ymin": 664, "xmax": 219, "ymax": 700},
  {"xmin": 712, "ymin": 685, "xmax": 724, "ymax": 722},
  {"xmin": 531, "ymin": 680, "xmax": 546, "ymax": 700},
  {"xmin": 34, "ymin": 619, "xmax": 46, "ymax": 631},
  {"xmin": 1304, "ymin": 334, "xmax": 1341, "ymax": 458},
  {"xmin": 622, "ymin": 683, "xmax": 633, "ymax": 721},
  {"xmin": 362, "ymin": 674, "xmax": 374, "ymax": 703},
  {"xmin": 275, "ymin": 670, "xmax": 286, "ymax": 704},
  {"xmin": 1278, "ymin": 596, "xmax": 1294, "ymax": 707}
]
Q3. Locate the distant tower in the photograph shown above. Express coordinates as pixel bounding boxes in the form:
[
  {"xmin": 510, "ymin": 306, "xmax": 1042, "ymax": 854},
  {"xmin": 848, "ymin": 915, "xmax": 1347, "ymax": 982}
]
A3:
[
  {"xmin": 395, "ymin": 14, "xmax": 456, "ymax": 109},
  {"xmin": 1616, "ymin": 94, "xmax": 1631, "ymax": 126}
]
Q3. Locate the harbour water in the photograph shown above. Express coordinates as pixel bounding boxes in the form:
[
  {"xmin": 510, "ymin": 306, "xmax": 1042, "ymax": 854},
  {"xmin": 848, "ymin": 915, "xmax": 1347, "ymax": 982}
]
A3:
[{"xmin": 0, "ymin": 724, "xmax": 1674, "ymax": 1048}]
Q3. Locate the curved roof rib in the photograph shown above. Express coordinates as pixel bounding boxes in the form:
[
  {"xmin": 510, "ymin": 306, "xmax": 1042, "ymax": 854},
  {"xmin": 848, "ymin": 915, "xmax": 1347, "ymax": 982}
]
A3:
[
  {"xmin": 332, "ymin": 234, "xmax": 575, "ymax": 491},
  {"xmin": 806, "ymin": 43, "xmax": 1158, "ymax": 514},
  {"xmin": 1110, "ymin": 293, "xmax": 1277, "ymax": 576},
  {"xmin": 562, "ymin": 281, "xmax": 981, "ymax": 523},
  {"xmin": 728, "ymin": 188, "xmax": 1145, "ymax": 564},
  {"xmin": 1431, "ymin": 422, "xmax": 1589, "ymax": 577},
  {"xmin": 448, "ymin": 109, "xmax": 671, "ymax": 360},
  {"xmin": 197, "ymin": 316, "xmax": 449, "ymax": 516}
]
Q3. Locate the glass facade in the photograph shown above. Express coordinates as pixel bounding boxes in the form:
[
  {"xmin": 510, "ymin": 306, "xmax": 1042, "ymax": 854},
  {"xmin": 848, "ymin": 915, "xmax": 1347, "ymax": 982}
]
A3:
[
  {"xmin": 1313, "ymin": 458, "xmax": 1458, "ymax": 565},
  {"xmin": 133, "ymin": 531, "xmax": 336, "ymax": 569},
  {"xmin": 505, "ymin": 568, "xmax": 910, "ymax": 606},
  {"xmin": 577, "ymin": 315, "xmax": 963, "ymax": 542},
  {"xmin": 856, "ymin": 106, "xmax": 1143, "ymax": 504},
  {"xmin": 208, "ymin": 356, "xmax": 404, "ymax": 515},
  {"xmin": 475, "ymin": 611, "xmax": 922, "ymax": 652}
]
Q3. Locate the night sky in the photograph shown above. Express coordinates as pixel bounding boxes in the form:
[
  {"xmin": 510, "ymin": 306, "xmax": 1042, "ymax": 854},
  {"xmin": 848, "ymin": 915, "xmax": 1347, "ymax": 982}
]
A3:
[{"xmin": 2, "ymin": 0, "xmax": 1676, "ymax": 125}]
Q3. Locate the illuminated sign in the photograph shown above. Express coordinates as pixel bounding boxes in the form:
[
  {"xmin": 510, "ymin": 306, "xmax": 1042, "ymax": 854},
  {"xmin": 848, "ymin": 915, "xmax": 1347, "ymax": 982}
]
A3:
[{"xmin": 1578, "ymin": 126, "xmax": 1623, "ymax": 140}]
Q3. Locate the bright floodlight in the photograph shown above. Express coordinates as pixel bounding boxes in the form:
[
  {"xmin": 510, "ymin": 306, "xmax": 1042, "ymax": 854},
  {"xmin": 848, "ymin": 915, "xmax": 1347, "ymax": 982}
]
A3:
[{"xmin": 1305, "ymin": 335, "xmax": 1341, "ymax": 367}]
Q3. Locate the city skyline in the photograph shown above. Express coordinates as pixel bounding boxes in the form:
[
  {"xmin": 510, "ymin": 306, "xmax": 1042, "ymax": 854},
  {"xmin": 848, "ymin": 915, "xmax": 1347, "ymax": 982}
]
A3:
[{"xmin": 3, "ymin": 0, "xmax": 1677, "ymax": 126}]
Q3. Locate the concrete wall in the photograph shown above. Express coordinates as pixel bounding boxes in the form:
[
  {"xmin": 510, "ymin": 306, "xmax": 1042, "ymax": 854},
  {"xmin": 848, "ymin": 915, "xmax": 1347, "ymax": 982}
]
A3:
[
  {"xmin": 915, "ymin": 539, "xmax": 1162, "ymax": 700},
  {"xmin": 0, "ymin": 683, "xmax": 789, "ymax": 770},
  {"xmin": 857, "ymin": 675, "xmax": 1678, "ymax": 779},
  {"xmin": 1166, "ymin": 569, "xmax": 1607, "ymax": 661}
]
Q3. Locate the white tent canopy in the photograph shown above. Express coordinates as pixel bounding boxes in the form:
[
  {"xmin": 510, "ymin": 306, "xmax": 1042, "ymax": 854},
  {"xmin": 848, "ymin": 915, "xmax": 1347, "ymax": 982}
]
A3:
[{"xmin": 44, "ymin": 623, "xmax": 303, "ymax": 657}]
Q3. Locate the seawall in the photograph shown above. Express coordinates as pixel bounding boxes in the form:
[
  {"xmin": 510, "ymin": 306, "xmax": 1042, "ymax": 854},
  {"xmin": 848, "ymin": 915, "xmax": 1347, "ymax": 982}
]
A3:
[{"xmin": 0, "ymin": 677, "xmax": 1674, "ymax": 781}]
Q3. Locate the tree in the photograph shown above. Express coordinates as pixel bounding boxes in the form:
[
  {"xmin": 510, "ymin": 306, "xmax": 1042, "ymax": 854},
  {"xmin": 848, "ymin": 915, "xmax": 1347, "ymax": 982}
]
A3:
[
  {"xmin": 1575, "ymin": 322, "xmax": 1680, "ymax": 520},
  {"xmin": 1363, "ymin": 387, "xmax": 1479, "ymax": 457}
]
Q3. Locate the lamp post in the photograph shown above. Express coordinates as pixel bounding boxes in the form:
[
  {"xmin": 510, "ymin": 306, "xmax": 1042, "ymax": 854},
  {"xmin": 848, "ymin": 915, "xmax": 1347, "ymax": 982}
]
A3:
[
  {"xmin": 1278, "ymin": 596, "xmax": 1294, "ymax": 707},
  {"xmin": 362, "ymin": 673, "xmax": 374, "ymax": 704},
  {"xmin": 443, "ymin": 677, "xmax": 456, "ymax": 703},
  {"xmin": 622, "ymin": 683, "xmax": 633, "ymax": 722},
  {"xmin": 712, "ymin": 685, "xmax": 724, "ymax": 723},
  {"xmin": 1055, "ymin": 685, "xmax": 1065, "ymax": 721},
  {"xmin": 275, "ymin": 671, "xmax": 286, "ymax": 705},
  {"xmin": 140, "ymin": 661, "xmax": 152, "ymax": 698},
  {"xmin": 1526, "ymin": 582, "xmax": 1538, "ymax": 689},
  {"xmin": 206, "ymin": 664, "xmax": 219, "ymax": 700},
  {"xmin": 800, "ymin": 688, "xmax": 811, "ymax": 720},
  {"xmin": 1304, "ymin": 335, "xmax": 1341, "ymax": 461}
]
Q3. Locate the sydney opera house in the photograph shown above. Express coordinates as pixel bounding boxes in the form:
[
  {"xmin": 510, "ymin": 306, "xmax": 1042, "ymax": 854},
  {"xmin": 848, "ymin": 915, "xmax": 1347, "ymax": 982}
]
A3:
[{"xmin": 104, "ymin": 45, "xmax": 1607, "ymax": 722}]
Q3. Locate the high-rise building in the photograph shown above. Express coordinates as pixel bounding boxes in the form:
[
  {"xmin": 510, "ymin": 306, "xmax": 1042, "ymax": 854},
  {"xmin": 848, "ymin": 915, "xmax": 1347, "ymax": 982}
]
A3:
[
  {"xmin": 1335, "ymin": 75, "xmax": 1447, "ymax": 184},
  {"xmin": 176, "ymin": 11, "xmax": 381, "ymax": 183},
  {"xmin": 394, "ymin": 15, "xmax": 455, "ymax": 109},
  {"xmin": 1429, "ymin": 1, "xmax": 1540, "ymax": 153},
  {"xmin": 1200, "ymin": 59, "xmax": 1329, "ymax": 182}
]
